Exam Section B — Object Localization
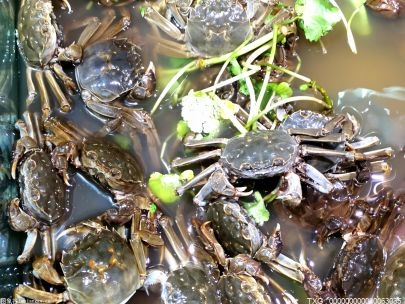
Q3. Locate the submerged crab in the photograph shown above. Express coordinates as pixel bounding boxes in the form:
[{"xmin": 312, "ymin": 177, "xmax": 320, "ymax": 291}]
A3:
[
  {"xmin": 143, "ymin": 0, "xmax": 295, "ymax": 57},
  {"xmin": 71, "ymin": 10, "xmax": 160, "ymax": 166},
  {"xmin": 149, "ymin": 213, "xmax": 293, "ymax": 304},
  {"xmin": 8, "ymin": 111, "xmax": 68, "ymax": 264},
  {"xmin": 366, "ymin": 0, "xmax": 405, "ymax": 18},
  {"xmin": 17, "ymin": 0, "xmax": 81, "ymax": 119},
  {"xmin": 300, "ymin": 189, "xmax": 405, "ymax": 300},
  {"xmin": 44, "ymin": 117, "xmax": 157, "ymax": 226},
  {"xmin": 172, "ymin": 111, "xmax": 393, "ymax": 206},
  {"xmin": 378, "ymin": 243, "xmax": 405, "ymax": 300},
  {"xmin": 44, "ymin": 117, "xmax": 164, "ymax": 262},
  {"xmin": 14, "ymin": 223, "xmax": 143, "ymax": 303},
  {"xmin": 301, "ymin": 233, "xmax": 385, "ymax": 300}
]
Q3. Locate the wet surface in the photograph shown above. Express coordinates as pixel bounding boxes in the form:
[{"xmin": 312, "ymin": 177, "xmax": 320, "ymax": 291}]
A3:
[{"xmin": 1, "ymin": 0, "xmax": 405, "ymax": 302}]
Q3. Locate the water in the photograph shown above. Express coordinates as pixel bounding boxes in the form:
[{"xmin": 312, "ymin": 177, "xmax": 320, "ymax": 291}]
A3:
[{"xmin": 4, "ymin": 0, "xmax": 405, "ymax": 302}]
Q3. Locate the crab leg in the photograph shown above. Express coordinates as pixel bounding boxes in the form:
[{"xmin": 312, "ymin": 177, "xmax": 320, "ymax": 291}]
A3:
[
  {"xmin": 172, "ymin": 149, "xmax": 222, "ymax": 167},
  {"xmin": 300, "ymin": 144, "xmax": 394, "ymax": 162},
  {"xmin": 25, "ymin": 68, "xmax": 36, "ymax": 104},
  {"xmin": 23, "ymin": 111, "xmax": 44, "ymax": 149},
  {"xmin": 143, "ymin": 6, "xmax": 185, "ymax": 41},
  {"xmin": 44, "ymin": 69, "xmax": 72, "ymax": 112},
  {"xmin": 176, "ymin": 163, "xmax": 250, "ymax": 205},
  {"xmin": 326, "ymin": 160, "xmax": 391, "ymax": 181},
  {"xmin": 159, "ymin": 215, "xmax": 190, "ymax": 262},
  {"xmin": 14, "ymin": 285, "xmax": 68, "ymax": 303},
  {"xmin": 296, "ymin": 162, "xmax": 334, "ymax": 194},
  {"xmin": 129, "ymin": 209, "xmax": 147, "ymax": 278},
  {"xmin": 34, "ymin": 71, "xmax": 51, "ymax": 120}
]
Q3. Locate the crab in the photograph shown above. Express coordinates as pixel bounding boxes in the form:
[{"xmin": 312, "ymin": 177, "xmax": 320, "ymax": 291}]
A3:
[
  {"xmin": 69, "ymin": 10, "xmax": 161, "ymax": 166},
  {"xmin": 44, "ymin": 116, "xmax": 164, "ymax": 256},
  {"xmin": 378, "ymin": 243, "xmax": 405, "ymax": 300},
  {"xmin": 14, "ymin": 222, "xmax": 145, "ymax": 303},
  {"xmin": 301, "ymin": 233, "xmax": 385, "ymax": 300},
  {"xmin": 366, "ymin": 0, "xmax": 405, "ymax": 18},
  {"xmin": 300, "ymin": 189, "xmax": 405, "ymax": 300},
  {"xmin": 17, "ymin": 0, "xmax": 82, "ymax": 119},
  {"xmin": 143, "ymin": 0, "xmax": 296, "ymax": 58},
  {"xmin": 8, "ymin": 111, "xmax": 68, "ymax": 265},
  {"xmin": 149, "ymin": 214, "xmax": 292, "ymax": 304},
  {"xmin": 171, "ymin": 111, "xmax": 393, "ymax": 206}
]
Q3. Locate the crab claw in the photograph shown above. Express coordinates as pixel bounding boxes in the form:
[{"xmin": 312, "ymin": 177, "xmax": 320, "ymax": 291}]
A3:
[{"xmin": 193, "ymin": 169, "xmax": 252, "ymax": 206}]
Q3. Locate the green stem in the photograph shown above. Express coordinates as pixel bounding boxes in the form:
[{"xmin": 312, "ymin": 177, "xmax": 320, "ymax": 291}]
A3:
[
  {"xmin": 244, "ymin": 95, "xmax": 329, "ymax": 130},
  {"xmin": 150, "ymin": 31, "xmax": 275, "ymax": 115},
  {"xmin": 266, "ymin": 64, "xmax": 333, "ymax": 108},
  {"xmin": 248, "ymin": 24, "xmax": 279, "ymax": 127}
]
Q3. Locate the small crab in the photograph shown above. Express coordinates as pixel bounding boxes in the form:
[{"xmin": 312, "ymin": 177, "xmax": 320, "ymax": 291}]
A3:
[
  {"xmin": 70, "ymin": 10, "xmax": 160, "ymax": 165},
  {"xmin": 143, "ymin": 0, "xmax": 296, "ymax": 58},
  {"xmin": 14, "ymin": 222, "xmax": 144, "ymax": 303},
  {"xmin": 17, "ymin": 0, "xmax": 82, "ymax": 119},
  {"xmin": 8, "ymin": 111, "xmax": 68, "ymax": 264},
  {"xmin": 172, "ymin": 111, "xmax": 393, "ymax": 206}
]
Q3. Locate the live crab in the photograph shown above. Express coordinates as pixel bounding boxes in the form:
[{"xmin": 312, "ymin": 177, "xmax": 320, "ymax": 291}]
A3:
[
  {"xmin": 14, "ymin": 222, "xmax": 146, "ymax": 303},
  {"xmin": 17, "ymin": 0, "xmax": 80, "ymax": 119},
  {"xmin": 172, "ymin": 111, "xmax": 393, "ymax": 206},
  {"xmin": 143, "ymin": 0, "xmax": 296, "ymax": 58}
]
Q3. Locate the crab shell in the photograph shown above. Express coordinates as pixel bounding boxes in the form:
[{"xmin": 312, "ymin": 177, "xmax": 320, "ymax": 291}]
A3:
[
  {"xmin": 219, "ymin": 273, "xmax": 272, "ymax": 304},
  {"xmin": 19, "ymin": 150, "xmax": 67, "ymax": 225},
  {"xmin": 161, "ymin": 264, "xmax": 219, "ymax": 304},
  {"xmin": 17, "ymin": 0, "xmax": 58, "ymax": 67},
  {"xmin": 185, "ymin": 0, "xmax": 252, "ymax": 57},
  {"xmin": 80, "ymin": 138, "xmax": 145, "ymax": 193},
  {"xmin": 219, "ymin": 129, "xmax": 299, "ymax": 179},
  {"xmin": 206, "ymin": 200, "xmax": 263, "ymax": 257},
  {"xmin": 60, "ymin": 226, "xmax": 140, "ymax": 304},
  {"xmin": 75, "ymin": 39, "xmax": 147, "ymax": 102}
]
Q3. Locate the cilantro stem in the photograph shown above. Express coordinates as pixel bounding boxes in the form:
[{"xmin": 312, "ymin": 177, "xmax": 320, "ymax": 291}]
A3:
[
  {"xmin": 200, "ymin": 66, "xmax": 261, "ymax": 93},
  {"xmin": 150, "ymin": 31, "xmax": 275, "ymax": 115},
  {"xmin": 244, "ymin": 95, "xmax": 329, "ymax": 130},
  {"xmin": 248, "ymin": 24, "xmax": 279, "ymax": 127},
  {"xmin": 329, "ymin": 0, "xmax": 357, "ymax": 54},
  {"xmin": 265, "ymin": 64, "xmax": 333, "ymax": 108}
]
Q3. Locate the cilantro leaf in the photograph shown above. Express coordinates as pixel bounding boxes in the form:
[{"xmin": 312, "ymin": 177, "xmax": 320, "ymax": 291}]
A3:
[
  {"xmin": 295, "ymin": 0, "xmax": 342, "ymax": 42},
  {"xmin": 242, "ymin": 192, "xmax": 270, "ymax": 226},
  {"xmin": 148, "ymin": 171, "xmax": 194, "ymax": 204}
]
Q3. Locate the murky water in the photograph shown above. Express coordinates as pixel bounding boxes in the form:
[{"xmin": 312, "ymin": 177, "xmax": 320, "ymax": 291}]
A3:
[{"xmin": 1, "ymin": 0, "xmax": 405, "ymax": 302}]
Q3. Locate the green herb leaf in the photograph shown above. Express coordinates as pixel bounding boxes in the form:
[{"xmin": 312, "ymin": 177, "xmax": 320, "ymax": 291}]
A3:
[
  {"xmin": 242, "ymin": 192, "xmax": 270, "ymax": 226},
  {"xmin": 268, "ymin": 82, "xmax": 293, "ymax": 98},
  {"xmin": 148, "ymin": 171, "xmax": 194, "ymax": 204},
  {"xmin": 139, "ymin": 6, "xmax": 146, "ymax": 17},
  {"xmin": 176, "ymin": 120, "xmax": 190, "ymax": 139},
  {"xmin": 295, "ymin": 0, "xmax": 342, "ymax": 42}
]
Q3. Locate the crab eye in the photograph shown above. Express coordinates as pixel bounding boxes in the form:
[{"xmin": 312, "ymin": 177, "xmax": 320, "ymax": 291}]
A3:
[
  {"xmin": 86, "ymin": 151, "xmax": 98, "ymax": 161},
  {"xmin": 110, "ymin": 168, "xmax": 121, "ymax": 179}
]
